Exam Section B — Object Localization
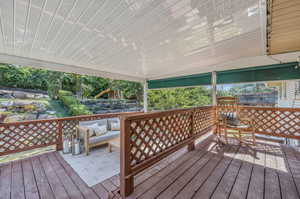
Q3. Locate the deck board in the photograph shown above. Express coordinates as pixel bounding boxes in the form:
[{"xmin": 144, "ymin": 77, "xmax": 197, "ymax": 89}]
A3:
[
  {"xmin": 0, "ymin": 137, "xmax": 300, "ymax": 199},
  {"xmin": 192, "ymin": 146, "xmax": 239, "ymax": 199},
  {"xmin": 11, "ymin": 161, "xmax": 25, "ymax": 199},
  {"xmin": 22, "ymin": 159, "xmax": 40, "ymax": 199},
  {"xmin": 54, "ymin": 153, "xmax": 99, "ymax": 199},
  {"xmin": 31, "ymin": 156, "xmax": 55, "ymax": 199},
  {"xmin": 161, "ymin": 144, "xmax": 230, "ymax": 199},
  {"xmin": 0, "ymin": 163, "xmax": 12, "ymax": 199}
]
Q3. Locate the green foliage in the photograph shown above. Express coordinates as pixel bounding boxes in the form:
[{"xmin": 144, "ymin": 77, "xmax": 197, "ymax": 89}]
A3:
[
  {"xmin": 0, "ymin": 63, "xmax": 142, "ymax": 101},
  {"xmin": 69, "ymin": 104, "xmax": 92, "ymax": 116},
  {"xmin": 58, "ymin": 90, "xmax": 73, "ymax": 96},
  {"xmin": 0, "ymin": 64, "xmax": 48, "ymax": 90},
  {"xmin": 148, "ymin": 87, "xmax": 211, "ymax": 110},
  {"xmin": 111, "ymin": 80, "xmax": 143, "ymax": 100},
  {"xmin": 58, "ymin": 90, "xmax": 91, "ymax": 116}
]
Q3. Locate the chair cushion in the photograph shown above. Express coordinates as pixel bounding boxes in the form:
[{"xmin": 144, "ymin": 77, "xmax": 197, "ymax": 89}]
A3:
[
  {"xmin": 89, "ymin": 123, "xmax": 107, "ymax": 136},
  {"xmin": 89, "ymin": 131, "xmax": 120, "ymax": 144},
  {"xmin": 107, "ymin": 118, "xmax": 120, "ymax": 131},
  {"xmin": 220, "ymin": 112, "xmax": 241, "ymax": 126},
  {"xmin": 110, "ymin": 122, "xmax": 120, "ymax": 131}
]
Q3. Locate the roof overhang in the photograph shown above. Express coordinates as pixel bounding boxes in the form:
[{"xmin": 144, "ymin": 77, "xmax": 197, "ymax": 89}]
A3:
[{"xmin": 0, "ymin": 0, "xmax": 299, "ymax": 82}]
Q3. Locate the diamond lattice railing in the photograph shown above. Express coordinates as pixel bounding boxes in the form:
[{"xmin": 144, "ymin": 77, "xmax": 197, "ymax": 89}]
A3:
[
  {"xmin": 129, "ymin": 110, "xmax": 193, "ymax": 166},
  {"xmin": 239, "ymin": 107, "xmax": 300, "ymax": 138},
  {"xmin": 0, "ymin": 112, "xmax": 138, "ymax": 156},
  {"xmin": 0, "ymin": 120, "xmax": 59, "ymax": 155}
]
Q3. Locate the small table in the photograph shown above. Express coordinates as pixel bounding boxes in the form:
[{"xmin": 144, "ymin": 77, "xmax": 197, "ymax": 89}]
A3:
[{"xmin": 108, "ymin": 137, "xmax": 120, "ymax": 152}]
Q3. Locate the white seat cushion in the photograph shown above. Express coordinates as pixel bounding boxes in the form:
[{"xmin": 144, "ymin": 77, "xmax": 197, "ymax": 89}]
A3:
[{"xmin": 89, "ymin": 131, "xmax": 120, "ymax": 144}]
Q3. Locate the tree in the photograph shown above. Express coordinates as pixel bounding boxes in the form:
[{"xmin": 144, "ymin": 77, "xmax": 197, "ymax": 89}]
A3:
[{"xmin": 148, "ymin": 87, "xmax": 211, "ymax": 110}]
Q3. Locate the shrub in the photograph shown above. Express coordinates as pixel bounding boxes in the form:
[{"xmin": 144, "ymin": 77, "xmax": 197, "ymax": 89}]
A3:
[
  {"xmin": 58, "ymin": 90, "xmax": 73, "ymax": 96},
  {"xmin": 58, "ymin": 90, "xmax": 91, "ymax": 116},
  {"xmin": 69, "ymin": 104, "xmax": 91, "ymax": 115}
]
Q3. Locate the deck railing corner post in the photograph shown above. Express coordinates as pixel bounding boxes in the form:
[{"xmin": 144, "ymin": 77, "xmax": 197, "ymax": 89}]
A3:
[
  {"xmin": 56, "ymin": 120, "xmax": 63, "ymax": 151},
  {"xmin": 188, "ymin": 110, "xmax": 195, "ymax": 151},
  {"xmin": 120, "ymin": 116, "xmax": 134, "ymax": 197}
]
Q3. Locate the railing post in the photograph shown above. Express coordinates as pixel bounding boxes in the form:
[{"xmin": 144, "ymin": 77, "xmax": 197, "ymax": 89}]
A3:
[
  {"xmin": 56, "ymin": 120, "xmax": 63, "ymax": 150},
  {"xmin": 188, "ymin": 110, "xmax": 195, "ymax": 151},
  {"xmin": 120, "ymin": 116, "xmax": 134, "ymax": 197}
]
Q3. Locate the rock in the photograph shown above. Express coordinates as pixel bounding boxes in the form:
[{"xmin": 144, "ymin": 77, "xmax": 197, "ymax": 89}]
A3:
[
  {"xmin": 13, "ymin": 91, "xmax": 27, "ymax": 99},
  {"xmin": 0, "ymin": 101, "xmax": 14, "ymax": 107},
  {"xmin": 25, "ymin": 93, "xmax": 35, "ymax": 99},
  {"xmin": 38, "ymin": 114, "xmax": 55, "ymax": 119},
  {"xmin": 0, "ymin": 94, "xmax": 14, "ymax": 99},
  {"xmin": 4, "ymin": 115, "xmax": 25, "ymax": 122},
  {"xmin": 34, "ymin": 94, "xmax": 49, "ymax": 99},
  {"xmin": 13, "ymin": 101, "xmax": 32, "ymax": 106},
  {"xmin": 46, "ymin": 110, "xmax": 56, "ymax": 115},
  {"xmin": 24, "ymin": 114, "xmax": 37, "ymax": 121}
]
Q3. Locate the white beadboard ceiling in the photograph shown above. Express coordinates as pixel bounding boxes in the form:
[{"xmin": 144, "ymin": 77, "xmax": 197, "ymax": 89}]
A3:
[{"xmin": 0, "ymin": 0, "xmax": 298, "ymax": 81}]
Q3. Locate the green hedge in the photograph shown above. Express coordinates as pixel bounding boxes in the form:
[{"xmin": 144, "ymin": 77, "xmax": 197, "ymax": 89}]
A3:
[{"xmin": 58, "ymin": 90, "xmax": 91, "ymax": 116}]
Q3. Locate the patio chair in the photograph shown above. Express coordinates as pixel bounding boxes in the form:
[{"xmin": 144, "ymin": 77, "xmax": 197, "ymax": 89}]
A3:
[{"xmin": 216, "ymin": 97, "xmax": 256, "ymax": 146}]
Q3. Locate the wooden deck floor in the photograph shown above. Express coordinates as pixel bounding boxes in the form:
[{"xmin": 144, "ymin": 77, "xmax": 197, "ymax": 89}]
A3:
[{"xmin": 1, "ymin": 136, "xmax": 300, "ymax": 199}]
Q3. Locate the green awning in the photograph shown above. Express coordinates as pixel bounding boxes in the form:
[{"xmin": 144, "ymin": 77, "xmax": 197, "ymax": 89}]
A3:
[
  {"xmin": 148, "ymin": 73, "xmax": 211, "ymax": 89},
  {"xmin": 148, "ymin": 62, "xmax": 299, "ymax": 89}
]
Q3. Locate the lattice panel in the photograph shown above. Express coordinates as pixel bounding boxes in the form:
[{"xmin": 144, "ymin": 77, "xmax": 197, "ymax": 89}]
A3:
[
  {"xmin": 239, "ymin": 107, "xmax": 300, "ymax": 139},
  {"xmin": 0, "ymin": 120, "xmax": 59, "ymax": 155},
  {"xmin": 129, "ymin": 110, "xmax": 192, "ymax": 166},
  {"xmin": 193, "ymin": 107, "xmax": 215, "ymax": 135},
  {"xmin": 0, "ymin": 112, "xmax": 136, "ymax": 156},
  {"xmin": 62, "ymin": 120, "xmax": 79, "ymax": 138}
]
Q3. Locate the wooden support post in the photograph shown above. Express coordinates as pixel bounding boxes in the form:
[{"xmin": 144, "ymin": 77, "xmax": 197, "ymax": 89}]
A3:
[
  {"xmin": 212, "ymin": 71, "xmax": 218, "ymax": 135},
  {"xmin": 120, "ymin": 117, "xmax": 134, "ymax": 197},
  {"xmin": 188, "ymin": 141, "xmax": 195, "ymax": 151},
  {"xmin": 212, "ymin": 71, "xmax": 217, "ymax": 106},
  {"xmin": 56, "ymin": 120, "xmax": 63, "ymax": 150},
  {"xmin": 143, "ymin": 81, "xmax": 148, "ymax": 112},
  {"xmin": 188, "ymin": 110, "xmax": 195, "ymax": 151}
]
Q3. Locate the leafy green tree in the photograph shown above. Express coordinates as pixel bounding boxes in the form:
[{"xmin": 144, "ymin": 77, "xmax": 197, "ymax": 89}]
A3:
[{"xmin": 148, "ymin": 87, "xmax": 211, "ymax": 110}]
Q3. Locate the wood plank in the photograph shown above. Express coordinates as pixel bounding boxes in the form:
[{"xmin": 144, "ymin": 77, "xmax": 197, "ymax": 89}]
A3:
[
  {"xmin": 31, "ymin": 156, "xmax": 55, "ymax": 199},
  {"xmin": 92, "ymin": 183, "xmax": 111, "ymax": 199},
  {"xmin": 47, "ymin": 152, "xmax": 85, "ymax": 199},
  {"xmin": 22, "ymin": 159, "xmax": 39, "ymax": 199},
  {"xmin": 247, "ymin": 143, "xmax": 266, "ymax": 199},
  {"xmin": 128, "ymin": 138, "xmax": 216, "ymax": 198},
  {"xmin": 101, "ymin": 179, "xmax": 118, "ymax": 193},
  {"xmin": 210, "ymin": 147, "xmax": 244, "ymax": 199},
  {"xmin": 134, "ymin": 136, "xmax": 212, "ymax": 186},
  {"xmin": 279, "ymin": 145, "xmax": 300, "ymax": 198},
  {"xmin": 229, "ymin": 162, "xmax": 253, "ymax": 199},
  {"xmin": 109, "ymin": 175, "xmax": 120, "ymax": 187},
  {"xmin": 140, "ymin": 145, "xmax": 214, "ymax": 199},
  {"xmin": 158, "ymin": 144, "xmax": 231, "ymax": 199},
  {"xmin": 54, "ymin": 152, "xmax": 99, "ymax": 199},
  {"xmin": 0, "ymin": 163, "xmax": 12, "ymax": 199},
  {"xmin": 11, "ymin": 161, "xmax": 25, "ymax": 199},
  {"xmin": 229, "ymin": 145, "xmax": 255, "ymax": 199},
  {"xmin": 192, "ymin": 146, "xmax": 239, "ymax": 199},
  {"xmin": 264, "ymin": 143, "xmax": 281, "ymax": 199},
  {"xmin": 39, "ymin": 154, "xmax": 70, "ymax": 199}
]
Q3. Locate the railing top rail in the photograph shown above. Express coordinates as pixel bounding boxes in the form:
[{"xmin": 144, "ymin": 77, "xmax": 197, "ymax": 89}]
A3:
[
  {"xmin": 0, "ymin": 111, "xmax": 141, "ymax": 126},
  {"xmin": 239, "ymin": 106, "xmax": 300, "ymax": 111},
  {"xmin": 121, "ymin": 106, "xmax": 214, "ymax": 121}
]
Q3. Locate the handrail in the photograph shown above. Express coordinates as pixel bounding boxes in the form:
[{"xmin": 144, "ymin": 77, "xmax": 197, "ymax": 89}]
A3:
[{"xmin": 0, "ymin": 111, "xmax": 141, "ymax": 156}]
